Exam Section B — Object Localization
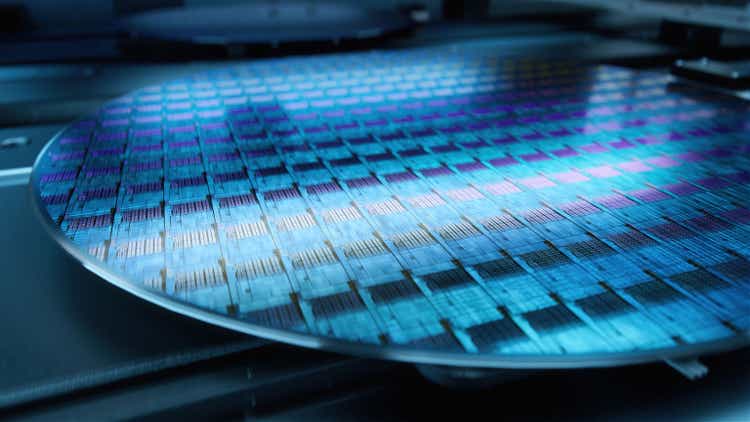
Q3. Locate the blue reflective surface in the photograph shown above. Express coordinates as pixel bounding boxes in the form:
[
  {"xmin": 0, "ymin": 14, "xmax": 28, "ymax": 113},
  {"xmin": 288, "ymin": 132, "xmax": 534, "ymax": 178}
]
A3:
[{"xmin": 31, "ymin": 44, "xmax": 750, "ymax": 366}]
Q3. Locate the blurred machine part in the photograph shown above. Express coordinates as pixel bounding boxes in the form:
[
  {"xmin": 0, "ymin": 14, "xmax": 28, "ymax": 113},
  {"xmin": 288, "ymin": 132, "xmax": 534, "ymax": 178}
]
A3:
[
  {"xmin": 549, "ymin": 0, "xmax": 750, "ymax": 31},
  {"xmin": 117, "ymin": 1, "xmax": 414, "ymax": 46}
]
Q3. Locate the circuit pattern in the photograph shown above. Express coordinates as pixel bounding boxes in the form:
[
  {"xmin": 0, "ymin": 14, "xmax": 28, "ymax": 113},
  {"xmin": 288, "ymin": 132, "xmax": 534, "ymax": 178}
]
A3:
[{"xmin": 33, "ymin": 45, "xmax": 750, "ymax": 362}]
